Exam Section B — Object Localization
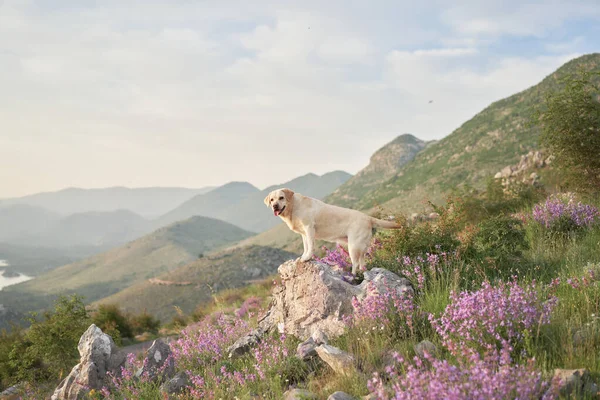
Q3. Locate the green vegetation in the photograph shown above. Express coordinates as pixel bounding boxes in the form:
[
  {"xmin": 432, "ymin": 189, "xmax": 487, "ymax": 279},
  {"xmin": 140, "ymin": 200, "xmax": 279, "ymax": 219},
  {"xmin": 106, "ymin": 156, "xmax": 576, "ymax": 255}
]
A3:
[
  {"xmin": 93, "ymin": 246, "xmax": 295, "ymax": 322},
  {"xmin": 538, "ymin": 69, "xmax": 600, "ymax": 192},
  {"xmin": 3, "ymin": 295, "xmax": 90, "ymax": 386}
]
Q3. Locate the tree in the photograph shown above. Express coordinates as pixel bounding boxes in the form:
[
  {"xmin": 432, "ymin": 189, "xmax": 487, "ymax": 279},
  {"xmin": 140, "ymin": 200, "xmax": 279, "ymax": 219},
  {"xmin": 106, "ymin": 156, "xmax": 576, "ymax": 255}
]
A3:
[
  {"xmin": 9, "ymin": 295, "xmax": 91, "ymax": 382},
  {"xmin": 537, "ymin": 69, "xmax": 600, "ymax": 193}
]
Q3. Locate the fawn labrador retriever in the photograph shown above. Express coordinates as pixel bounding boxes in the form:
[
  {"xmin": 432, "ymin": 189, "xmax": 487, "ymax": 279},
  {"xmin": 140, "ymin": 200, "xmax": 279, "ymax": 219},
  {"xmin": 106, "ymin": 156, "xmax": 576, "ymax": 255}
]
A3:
[{"xmin": 264, "ymin": 188, "xmax": 401, "ymax": 274}]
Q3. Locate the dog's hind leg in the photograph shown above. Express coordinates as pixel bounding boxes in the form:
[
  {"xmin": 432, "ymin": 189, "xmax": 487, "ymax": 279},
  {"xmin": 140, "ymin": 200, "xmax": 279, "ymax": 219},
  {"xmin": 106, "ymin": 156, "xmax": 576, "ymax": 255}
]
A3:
[{"xmin": 348, "ymin": 241, "xmax": 368, "ymax": 275}]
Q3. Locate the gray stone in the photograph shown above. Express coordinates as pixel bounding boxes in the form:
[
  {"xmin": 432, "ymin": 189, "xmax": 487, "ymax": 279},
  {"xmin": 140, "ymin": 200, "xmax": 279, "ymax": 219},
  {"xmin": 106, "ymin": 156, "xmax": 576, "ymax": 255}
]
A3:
[
  {"xmin": 414, "ymin": 340, "xmax": 438, "ymax": 358},
  {"xmin": 160, "ymin": 371, "xmax": 190, "ymax": 397},
  {"xmin": 328, "ymin": 391, "xmax": 355, "ymax": 400},
  {"xmin": 264, "ymin": 260, "xmax": 413, "ymax": 340},
  {"xmin": 283, "ymin": 388, "xmax": 317, "ymax": 400},
  {"xmin": 297, "ymin": 337, "xmax": 318, "ymax": 361},
  {"xmin": 316, "ymin": 344, "xmax": 355, "ymax": 376},
  {"xmin": 553, "ymin": 368, "xmax": 594, "ymax": 396},
  {"xmin": 311, "ymin": 329, "xmax": 329, "ymax": 345},
  {"xmin": 227, "ymin": 326, "xmax": 269, "ymax": 358},
  {"xmin": 51, "ymin": 324, "xmax": 125, "ymax": 400},
  {"xmin": 135, "ymin": 339, "xmax": 175, "ymax": 383}
]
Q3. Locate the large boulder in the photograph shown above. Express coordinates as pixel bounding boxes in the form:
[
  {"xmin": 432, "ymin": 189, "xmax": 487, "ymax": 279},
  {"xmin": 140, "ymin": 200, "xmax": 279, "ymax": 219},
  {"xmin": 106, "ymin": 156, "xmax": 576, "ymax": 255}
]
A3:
[
  {"xmin": 263, "ymin": 260, "xmax": 413, "ymax": 340},
  {"xmin": 51, "ymin": 324, "xmax": 125, "ymax": 400}
]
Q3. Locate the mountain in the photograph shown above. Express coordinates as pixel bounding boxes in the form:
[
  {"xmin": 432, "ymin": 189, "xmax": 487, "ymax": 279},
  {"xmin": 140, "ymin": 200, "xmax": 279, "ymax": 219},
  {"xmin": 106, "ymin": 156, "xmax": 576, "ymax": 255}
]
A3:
[
  {"xmin": 157, "ymin": 172, "xmax": 352, "ymax": 232},
  {"xmin": 8, "ymin": 209, "xmax": 151, "ymax": 249},
  {"xmin": 93, "ymin": 245, "xmax": 295, "ymax": 321},
  {"xmin": 0, "ymin": 216, "xmax": 253, "ymax": 327},
  {"xmin": 229, "ymin": 171, "xmax": 352, "ymax": 232},
  {"xmin": 233, "ymin": 54, "xmax": 600, "ymax": 254},
  {"xmin": 0, "ymin": 186, "xmax": 214, "ymax": 218},
  {"xmin": 156, "ymin": 182, "xmax": 260, "ymax": 228},
  {"xmin": 327, "ymin": 135, "xmax": 430, "ymax": 207},
  {"xmin": 0, "ymin": 204, "xmax": 60, "ymax": 242},
  {"xmin": 329, "ymin": 53, "xmax": 600, "ymax": 213}
]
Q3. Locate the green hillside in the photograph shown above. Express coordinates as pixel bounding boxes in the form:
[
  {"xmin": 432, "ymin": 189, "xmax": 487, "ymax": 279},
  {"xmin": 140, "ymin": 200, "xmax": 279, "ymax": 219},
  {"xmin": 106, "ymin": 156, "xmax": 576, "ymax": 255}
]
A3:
[
  {"xmin": 333, "ymin": 53, "xmax": 600, "ymax": 213},
  {"xmin": 327, "ymin": 135, "xmax": 430, "ymax": 207},
  {"xmin": 93, "ymin": 245, "xmax": 295, "ymax": 321},
  {"xmin": 0, "ymin": 216, "xmax": 253, "ymax": 325}
]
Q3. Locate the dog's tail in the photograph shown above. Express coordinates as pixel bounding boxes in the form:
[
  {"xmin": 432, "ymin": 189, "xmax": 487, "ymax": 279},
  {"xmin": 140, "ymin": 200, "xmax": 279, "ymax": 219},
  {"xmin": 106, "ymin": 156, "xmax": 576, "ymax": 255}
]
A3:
[{"xmin": 371, "ymin": 217, "xmax": 402, "ymax": 230}]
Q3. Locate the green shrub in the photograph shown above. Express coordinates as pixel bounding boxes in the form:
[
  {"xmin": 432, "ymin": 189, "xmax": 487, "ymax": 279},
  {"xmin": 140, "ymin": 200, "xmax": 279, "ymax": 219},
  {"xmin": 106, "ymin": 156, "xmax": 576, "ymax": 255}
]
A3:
[
  {"xmin": 91, "ymin": 304, "xmax": 133, "ymax": 339},
  {"xmin": 130, "ymin": 311, "xmax": 161, "ymax": 335},
  {"xmin": 9, "ymin": 295, "xmax": 91, "ymax": 383},
  {"xmin": 0, "ymin": 327, "xmax": 22, "ymax": 389},
  {"xmin": 369, "ymin": 196, "xmax": 465, "ymax": 273},
  {"xmin": 471, "ymin": 215, "xmax": 529, "ymax": 278},
  {"xmin": 537, "ymin": 70, "xmax": 600, "ymax": 193}
]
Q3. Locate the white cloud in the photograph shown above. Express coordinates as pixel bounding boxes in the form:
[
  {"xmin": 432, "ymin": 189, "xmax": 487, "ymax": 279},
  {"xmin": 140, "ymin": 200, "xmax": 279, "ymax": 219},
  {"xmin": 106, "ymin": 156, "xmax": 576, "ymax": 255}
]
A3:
[{"xmin": 0, "ymin": 0, "xmax": 597, "ymax": 197}]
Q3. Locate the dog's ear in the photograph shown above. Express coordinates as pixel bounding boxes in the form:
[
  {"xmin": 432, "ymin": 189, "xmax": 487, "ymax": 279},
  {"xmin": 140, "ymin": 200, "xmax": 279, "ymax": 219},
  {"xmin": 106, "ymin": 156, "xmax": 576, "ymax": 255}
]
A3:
[
  {"xmin": 264, "ymin": 193, "xmax": 271, "ymax": 207},
  {"xmin": 282, "ymin": 188, "xmax": 295, "ymax": 202}
]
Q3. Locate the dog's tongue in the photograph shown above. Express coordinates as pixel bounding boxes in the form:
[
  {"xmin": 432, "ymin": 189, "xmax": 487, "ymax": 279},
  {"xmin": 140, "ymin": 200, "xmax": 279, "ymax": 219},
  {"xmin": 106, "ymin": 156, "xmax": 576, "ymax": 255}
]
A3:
[{"xmin": 274, "ymin": 209, "xmax": 281, "ymax": 216}]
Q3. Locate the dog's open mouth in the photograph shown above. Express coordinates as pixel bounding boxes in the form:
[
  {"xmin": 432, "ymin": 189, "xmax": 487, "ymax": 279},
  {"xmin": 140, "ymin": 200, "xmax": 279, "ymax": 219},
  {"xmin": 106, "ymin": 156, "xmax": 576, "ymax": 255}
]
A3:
[{"xmin": 273, "ymin": 206, "xmax": 286, "ymax": 216}]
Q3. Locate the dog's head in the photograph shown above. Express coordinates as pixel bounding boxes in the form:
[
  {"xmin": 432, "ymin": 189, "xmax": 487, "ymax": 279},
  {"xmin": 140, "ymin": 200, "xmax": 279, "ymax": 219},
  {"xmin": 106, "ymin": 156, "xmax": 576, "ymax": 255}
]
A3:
[{"xmin": 264, "ymin": 188, "xmax": 294, "ymax": 217}]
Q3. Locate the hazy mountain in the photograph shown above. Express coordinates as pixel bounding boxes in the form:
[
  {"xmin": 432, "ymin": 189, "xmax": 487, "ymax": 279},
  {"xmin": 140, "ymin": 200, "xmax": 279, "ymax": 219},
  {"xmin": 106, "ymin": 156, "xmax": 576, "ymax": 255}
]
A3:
[
  {"xmin": 156, "ymin": 171, "xmax": 352, "ymax": 232},
  {"xmin": 0, "ymin": 204, "xmax": 60, "ymax": 242},
  {"xmin": 156, "ymin": 182, "xmax": 260, "ymax": 228},
  {"xmin": 94, "ymin": 245, "xmax": 295, "ymax": 321},
  {"xmin": 0, "ymin": 215, "xmax": 253, "ymax": 327},
  {"xmin": 0, "ymin": 186, "xmax": 214, "ymax": 218}
]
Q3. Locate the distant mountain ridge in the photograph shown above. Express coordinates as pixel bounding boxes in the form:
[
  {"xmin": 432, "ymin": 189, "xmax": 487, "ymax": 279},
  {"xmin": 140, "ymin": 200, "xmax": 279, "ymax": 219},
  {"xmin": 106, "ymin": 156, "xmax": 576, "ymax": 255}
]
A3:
[
  {"xmin": 156, "ymin": 171, "xmax": 352, "ymax": 232},
  {"xmin": 0, "ymin": 186, "xmax": 215, "ymax": 218}
]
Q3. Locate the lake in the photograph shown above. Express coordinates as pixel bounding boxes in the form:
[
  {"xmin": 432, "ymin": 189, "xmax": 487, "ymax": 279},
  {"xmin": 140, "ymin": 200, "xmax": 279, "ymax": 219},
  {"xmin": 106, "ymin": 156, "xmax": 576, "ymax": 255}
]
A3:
[{"xmin": 0, "ymin": 260, "xmax": 33, "ymax": 290}]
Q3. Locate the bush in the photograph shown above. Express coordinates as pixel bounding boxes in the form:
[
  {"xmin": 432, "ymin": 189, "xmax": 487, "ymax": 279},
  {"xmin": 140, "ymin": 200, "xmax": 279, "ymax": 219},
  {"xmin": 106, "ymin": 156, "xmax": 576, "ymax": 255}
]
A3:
[
  {"xmin": 531, "ymin": 193, "xmax": 599, "ymax": 239},
  {"xmin": 471, "ymin": 215, "xmax": 529, "ymax": 277},
  {"xmin": 537, "ymin": 69, "xmax": 600, "ymax": 193},
  {"xmin": 130, "ymin": 311, "xmax": 161, "ymax": 335},
  {"xmin": 9, "ymin": 295, "xmax": 91, "ymax": 383},
  {"xmin": 0, "ymin": 327, "xmax": 22, "ymax": 389},
  {"xmin": 369, "ymin": 196, "xmax": 465, "ymax": 273},
  {"xmin": 92, "ymin": 304, "xmax": 133, "ymax": 340}
]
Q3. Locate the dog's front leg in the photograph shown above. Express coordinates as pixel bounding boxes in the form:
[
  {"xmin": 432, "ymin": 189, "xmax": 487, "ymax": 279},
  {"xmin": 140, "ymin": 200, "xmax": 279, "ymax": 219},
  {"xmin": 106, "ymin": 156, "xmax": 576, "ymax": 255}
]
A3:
[
  {"xmin": 300, "ymin": 227, "xmax": 315, "ymax": 262},
  {"xmin": 300, "ymin": 234, "xmax": 308, "ymax": 259}
]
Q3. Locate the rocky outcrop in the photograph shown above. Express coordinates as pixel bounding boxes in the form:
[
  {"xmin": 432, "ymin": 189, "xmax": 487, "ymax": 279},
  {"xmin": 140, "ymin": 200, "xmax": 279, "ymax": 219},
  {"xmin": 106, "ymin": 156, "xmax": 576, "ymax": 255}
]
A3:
[
  {"xmin": 262, "ymin": 260, "xmax": 413, "ymax": 341},
  {"xmin": 494, "ymin": 150, "xmax": 552, "ymax": 189},
  {"xmin": 51, "ymin": 324, "xmax": 125, "ymax": 400}
]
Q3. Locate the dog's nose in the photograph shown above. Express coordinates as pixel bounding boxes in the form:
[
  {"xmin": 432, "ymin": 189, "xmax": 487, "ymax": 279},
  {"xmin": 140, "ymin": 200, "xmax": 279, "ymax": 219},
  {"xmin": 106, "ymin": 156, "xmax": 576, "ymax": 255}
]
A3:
[{"xmin": 273, "ymin": 205, "xmax": 279, "ymax": 210}]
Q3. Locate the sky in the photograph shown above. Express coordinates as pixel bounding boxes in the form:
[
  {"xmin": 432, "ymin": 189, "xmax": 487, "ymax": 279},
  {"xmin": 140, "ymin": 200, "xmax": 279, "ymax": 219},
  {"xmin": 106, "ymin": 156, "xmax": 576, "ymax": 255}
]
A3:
[{"xmin": 1, "ymin": 0, "xmax": 599, "ymax": 198}]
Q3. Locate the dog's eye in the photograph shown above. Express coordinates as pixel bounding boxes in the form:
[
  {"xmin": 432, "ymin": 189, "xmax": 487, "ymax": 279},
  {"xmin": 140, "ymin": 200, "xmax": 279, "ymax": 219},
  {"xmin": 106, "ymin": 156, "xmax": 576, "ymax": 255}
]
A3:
[{"xmin": 279, "ymin": 196, "xmax": 284, "ymax": 200}]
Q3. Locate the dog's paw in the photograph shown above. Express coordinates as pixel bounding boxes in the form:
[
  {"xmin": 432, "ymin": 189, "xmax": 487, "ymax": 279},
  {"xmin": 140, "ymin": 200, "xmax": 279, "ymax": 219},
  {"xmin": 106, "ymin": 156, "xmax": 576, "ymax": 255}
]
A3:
[{"xmin": 300, "ymin": 254, "xmax": 313, "ymax": 262}]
